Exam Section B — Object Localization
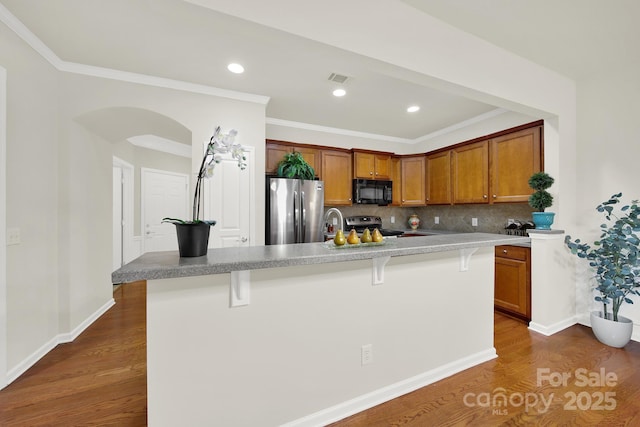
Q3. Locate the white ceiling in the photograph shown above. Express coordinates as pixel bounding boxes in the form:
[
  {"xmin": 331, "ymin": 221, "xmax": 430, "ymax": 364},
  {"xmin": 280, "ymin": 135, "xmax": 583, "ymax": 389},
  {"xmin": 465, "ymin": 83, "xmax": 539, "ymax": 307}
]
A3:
[
  {"xmin": 1, "ymin": 0, "xmax": 633, "ymax": 141},
  {"xmin": 403, "ymin": 0, "xmax": 640, "ymax": 81}
]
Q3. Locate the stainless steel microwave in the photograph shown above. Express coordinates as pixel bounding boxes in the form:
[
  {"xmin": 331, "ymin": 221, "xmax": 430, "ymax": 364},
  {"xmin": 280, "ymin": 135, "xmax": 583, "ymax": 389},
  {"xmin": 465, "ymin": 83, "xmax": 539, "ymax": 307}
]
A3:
[{"xmin": 352, "ymin": 179, "xmax": 392, "ymax": 205}]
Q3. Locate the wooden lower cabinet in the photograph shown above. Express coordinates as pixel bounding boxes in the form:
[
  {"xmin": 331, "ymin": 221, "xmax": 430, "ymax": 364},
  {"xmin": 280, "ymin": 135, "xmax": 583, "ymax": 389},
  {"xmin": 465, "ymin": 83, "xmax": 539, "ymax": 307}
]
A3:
[{"xmin": 494, "ymin": 245, "xmax": 531, "ymax": 323}]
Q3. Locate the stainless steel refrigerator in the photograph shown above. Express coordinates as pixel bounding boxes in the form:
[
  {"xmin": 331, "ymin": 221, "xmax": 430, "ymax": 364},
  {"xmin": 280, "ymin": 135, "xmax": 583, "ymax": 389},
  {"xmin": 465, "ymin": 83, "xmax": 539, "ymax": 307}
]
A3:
[{"xmin": 266, "ymin": 177, "xmax": 325, "ymax": 245}]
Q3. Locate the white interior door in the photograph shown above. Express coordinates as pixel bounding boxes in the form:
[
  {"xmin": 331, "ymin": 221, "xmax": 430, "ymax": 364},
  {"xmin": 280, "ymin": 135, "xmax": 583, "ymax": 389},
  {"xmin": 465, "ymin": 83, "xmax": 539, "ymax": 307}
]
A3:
[
  {"xmin": 142, "ymin": 168, "xmax": 189, "ymax": 253},
  {"xmin": 205, "ymin": 148, "xmax": 254, "ymax": 248}
]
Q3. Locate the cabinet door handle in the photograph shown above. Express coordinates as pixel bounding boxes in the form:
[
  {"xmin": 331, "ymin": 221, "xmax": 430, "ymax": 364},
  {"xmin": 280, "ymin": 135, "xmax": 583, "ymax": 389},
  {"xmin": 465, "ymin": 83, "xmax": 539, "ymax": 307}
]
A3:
[
  {"xmin": 493, "ymin": 194, "xmax": 497, "ymax": 198},
  {"xmin": 370, "ymin": 171, "xmax": 374, "ymax": 175},
  {"xmin": 483, "ymin": 194, "xmax": 488, "ymax": 199},
  {"xmin": 503, "ymin": 249, "xmax": 508, "ymax": 254}
]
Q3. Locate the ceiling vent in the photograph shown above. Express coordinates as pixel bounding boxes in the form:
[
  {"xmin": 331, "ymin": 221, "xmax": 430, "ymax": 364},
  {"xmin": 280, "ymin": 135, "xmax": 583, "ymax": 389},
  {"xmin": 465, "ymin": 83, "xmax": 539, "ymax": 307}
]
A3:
[{"xmin": 328, "ymin": 73, "xmax": 350, "ymax": 84}]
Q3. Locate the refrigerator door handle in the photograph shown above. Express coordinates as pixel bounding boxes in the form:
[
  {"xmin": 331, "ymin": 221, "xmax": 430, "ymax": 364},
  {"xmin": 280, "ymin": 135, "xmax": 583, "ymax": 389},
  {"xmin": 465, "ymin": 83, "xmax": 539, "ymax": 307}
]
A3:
[
  {"xmin": 301, "ymin": 190, "xmax": 306, "ymax": 242},
  {"xmin": 293, "ymin": 190, "xmax": 299, "ymax": 243}
]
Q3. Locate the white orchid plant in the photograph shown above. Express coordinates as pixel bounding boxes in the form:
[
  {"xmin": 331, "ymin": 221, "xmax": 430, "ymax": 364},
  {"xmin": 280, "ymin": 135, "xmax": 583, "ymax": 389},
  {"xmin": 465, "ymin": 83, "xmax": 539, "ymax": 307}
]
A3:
[{"xmin": 163, "ymin": 126, "xmax": 247, "ymax": 225}]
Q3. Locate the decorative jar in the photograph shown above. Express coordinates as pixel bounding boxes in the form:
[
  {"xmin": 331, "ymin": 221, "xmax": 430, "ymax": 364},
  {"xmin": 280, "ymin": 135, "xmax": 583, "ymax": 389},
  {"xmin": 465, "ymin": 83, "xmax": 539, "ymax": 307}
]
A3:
[{"xmin": 408, "ymin": 214, "xmax": 420, "ymax": 230}]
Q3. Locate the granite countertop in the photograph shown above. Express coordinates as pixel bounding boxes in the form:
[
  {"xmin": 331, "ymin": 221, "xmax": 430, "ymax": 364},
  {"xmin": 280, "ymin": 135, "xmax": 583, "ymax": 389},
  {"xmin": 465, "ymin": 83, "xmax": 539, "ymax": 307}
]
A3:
[{"xmin": 112, "ymin": 232, "xmax": 530, "ymax": 284}]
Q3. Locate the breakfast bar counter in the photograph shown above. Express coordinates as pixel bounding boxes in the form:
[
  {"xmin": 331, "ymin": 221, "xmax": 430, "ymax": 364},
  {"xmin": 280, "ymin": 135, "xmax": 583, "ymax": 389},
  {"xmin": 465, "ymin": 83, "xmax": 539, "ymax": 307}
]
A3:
[
  {"xmin": 119, "ymin": 233, "xmax": 529, "ymax": 427},
  {"xmin": 112, "ymin": 232, "xmax": 529, "ymax": 283}
]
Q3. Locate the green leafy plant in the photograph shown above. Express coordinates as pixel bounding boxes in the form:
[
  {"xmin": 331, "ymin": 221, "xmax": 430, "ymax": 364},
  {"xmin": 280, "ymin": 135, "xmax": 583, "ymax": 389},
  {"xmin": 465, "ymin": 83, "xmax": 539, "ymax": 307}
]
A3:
[
  {"xmin": 528, "ymin": 172, "xmax": 554, "ymax": 212},
  {"xmin": 565, "ymin": 193, "xmax": 640, "ymax": 321},
  {"xmin": 276, "ymin": 152, "xmax": 315, "ymax": 180}
]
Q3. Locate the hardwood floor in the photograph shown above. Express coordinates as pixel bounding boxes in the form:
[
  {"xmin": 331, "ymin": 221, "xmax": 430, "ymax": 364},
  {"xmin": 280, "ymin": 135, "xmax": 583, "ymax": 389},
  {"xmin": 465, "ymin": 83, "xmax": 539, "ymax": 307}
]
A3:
[
  {"xmin": 0, "ymin": 281, "xmax": 147, "ymax": 426},
  {"xmin": 331, "ymin": 316, "xmax": 640, "ymax": 426},
  {"xmin": 1, "ymin": 281, "xmax": 639, "ymax": 426}
]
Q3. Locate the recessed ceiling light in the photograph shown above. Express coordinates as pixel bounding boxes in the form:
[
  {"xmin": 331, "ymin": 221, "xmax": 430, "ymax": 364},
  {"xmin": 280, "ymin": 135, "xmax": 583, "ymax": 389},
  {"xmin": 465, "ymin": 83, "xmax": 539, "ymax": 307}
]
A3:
[
  {"xmin": 333, "ymin": 88, "xmax": 346, "ymax": 97},
  {"xmin": 227, "ymin": 63, "xmax": 245, "ymax": 74},
  {"xmin": 407, "ymin": 105, "xmax": 420, "ymax": 113}
]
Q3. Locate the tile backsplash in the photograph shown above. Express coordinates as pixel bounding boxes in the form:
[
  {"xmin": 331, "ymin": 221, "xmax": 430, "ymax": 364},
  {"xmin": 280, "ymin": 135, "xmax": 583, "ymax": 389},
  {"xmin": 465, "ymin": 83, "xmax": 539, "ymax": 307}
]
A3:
[{"xmin": 327, "ymin": 203, "xmax": 535, "ymax": 234}]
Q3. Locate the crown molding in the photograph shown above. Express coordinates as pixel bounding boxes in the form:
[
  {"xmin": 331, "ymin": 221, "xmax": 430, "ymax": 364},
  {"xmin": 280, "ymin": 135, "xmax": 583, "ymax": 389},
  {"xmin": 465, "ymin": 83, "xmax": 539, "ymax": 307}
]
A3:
[
  {"xmin": 266, "ymin": 118, "xmax": 414, "ymax": 144},
  {"xmin": 267, "ymin": 108, "xmax": 508, "ymax": 144},
  {"xmin": 0, "ymin": 3, "xmax": 269, "ymax": 105},
  {"xmin": 58, "ymin": 61, "xmax": 270, "ymax": 105},
  {"xmin": 413, "ymin": 108, "xmax": 508, "ymax": 143}
]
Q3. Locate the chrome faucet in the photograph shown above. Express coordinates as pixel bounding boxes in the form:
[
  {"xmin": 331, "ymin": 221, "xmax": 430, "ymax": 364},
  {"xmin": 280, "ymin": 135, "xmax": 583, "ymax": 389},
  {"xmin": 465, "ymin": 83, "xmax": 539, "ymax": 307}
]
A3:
[{"xmin": 324, "ymin": 208, "xmax": 344, "ymax": 232}]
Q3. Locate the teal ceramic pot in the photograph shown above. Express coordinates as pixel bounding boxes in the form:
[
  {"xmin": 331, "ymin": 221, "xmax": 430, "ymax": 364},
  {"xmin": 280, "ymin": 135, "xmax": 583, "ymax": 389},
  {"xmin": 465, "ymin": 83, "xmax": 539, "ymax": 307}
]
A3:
[{"xmin": 532, "ymin": 212, "xmax": 555, "ymax": 230}]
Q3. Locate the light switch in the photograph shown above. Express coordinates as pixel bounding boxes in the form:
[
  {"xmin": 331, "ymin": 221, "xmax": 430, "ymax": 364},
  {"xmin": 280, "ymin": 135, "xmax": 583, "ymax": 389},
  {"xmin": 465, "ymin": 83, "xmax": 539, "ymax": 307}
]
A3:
[
  {"xmin": 7, "ymin": 227, "xmax": 21, "ymax": 245},
  {"xmin": 434, "ymin": 216, "xmax": 439, "ymax": 224},
  {"xmin": 472, "ymin": 218, "xmax": 478, "ymax": 227}
]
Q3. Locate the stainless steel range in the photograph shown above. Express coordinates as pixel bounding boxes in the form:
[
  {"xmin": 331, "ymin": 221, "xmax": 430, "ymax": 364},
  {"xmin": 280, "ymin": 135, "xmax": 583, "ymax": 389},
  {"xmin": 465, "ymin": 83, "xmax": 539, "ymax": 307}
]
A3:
[{"xmin": 344, "ymin": 216, "xmax": 405, "ymax": 237}]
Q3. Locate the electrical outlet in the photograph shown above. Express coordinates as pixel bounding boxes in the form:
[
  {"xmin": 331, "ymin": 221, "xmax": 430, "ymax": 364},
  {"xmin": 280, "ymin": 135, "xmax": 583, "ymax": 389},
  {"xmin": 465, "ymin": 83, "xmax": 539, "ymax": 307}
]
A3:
[
  {"xmin": 434, "ymin": 216, "xmax": 439, "ymax": 225},
  {"xmin": 472, "ymin": 218, "xmax": 478, "ymax": 227},
  {"xmin": 361, "ymin": 344, "xmax": 373, "ymax": 366},
  {"xmin": 390, "ymin": 216, "xmax": 395, "ymax": 224},
  {"xmin": 332, "ymin": 217, "xmax": 338, "ymax": 225},
  {"xmin": 7, "ymin": 227, "xmax": 21, "ymax": 245}
]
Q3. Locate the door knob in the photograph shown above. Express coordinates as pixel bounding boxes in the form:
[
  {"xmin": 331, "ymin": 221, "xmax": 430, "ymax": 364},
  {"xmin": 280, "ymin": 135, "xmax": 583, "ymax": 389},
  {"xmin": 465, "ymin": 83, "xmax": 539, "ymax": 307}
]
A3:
[{"xmin": 240, "ymin": 237, "xmax": 248, "ymax": 243}]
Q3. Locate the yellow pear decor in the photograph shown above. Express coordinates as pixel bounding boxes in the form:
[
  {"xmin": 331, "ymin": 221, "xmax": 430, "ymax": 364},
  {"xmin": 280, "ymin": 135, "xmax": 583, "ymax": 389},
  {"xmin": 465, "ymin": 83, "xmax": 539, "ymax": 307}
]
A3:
[{"xmin": 347, "ymin": 229, "xmax": 360, "ymax": 245}]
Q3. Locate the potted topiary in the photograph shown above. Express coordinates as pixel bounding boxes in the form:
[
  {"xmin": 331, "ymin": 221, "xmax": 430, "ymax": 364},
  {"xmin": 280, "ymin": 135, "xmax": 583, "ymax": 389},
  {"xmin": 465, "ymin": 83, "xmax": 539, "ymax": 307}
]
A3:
[
  {"xmin": 528, "ymin": 171, "xmax": 555, "ymax": 229},
  {"xmin": 565, "ymin": 193, "xmax": 640, "ymax": 347},
  {"xmin": 276, "ymin": 152, "xmax": 315, "ymax": 180}
]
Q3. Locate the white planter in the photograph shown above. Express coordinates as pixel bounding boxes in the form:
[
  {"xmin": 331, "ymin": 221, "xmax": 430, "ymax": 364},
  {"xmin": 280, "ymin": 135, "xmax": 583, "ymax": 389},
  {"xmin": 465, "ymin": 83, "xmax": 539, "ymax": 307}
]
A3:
[{"xmin": 590, "ymin": 311, "xmax": 633, "ymax": 348}]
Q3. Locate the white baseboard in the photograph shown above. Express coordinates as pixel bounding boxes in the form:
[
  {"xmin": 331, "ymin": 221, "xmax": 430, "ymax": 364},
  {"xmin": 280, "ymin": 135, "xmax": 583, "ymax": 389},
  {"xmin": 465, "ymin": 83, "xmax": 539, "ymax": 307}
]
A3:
[
  {"xmin": 282, "ymin": 348, "xmax": 498, "ymax": 427},
  {"xmin": 6, "ymin": 297, "xmax": 115, "ymax": 385},
  {"xmin": 58, "ymin": 298, "xmax": 115, "ymax": 343},
  {"xmin": 528, "ymin": 316, "xmax": 578, "ymax": 336}
]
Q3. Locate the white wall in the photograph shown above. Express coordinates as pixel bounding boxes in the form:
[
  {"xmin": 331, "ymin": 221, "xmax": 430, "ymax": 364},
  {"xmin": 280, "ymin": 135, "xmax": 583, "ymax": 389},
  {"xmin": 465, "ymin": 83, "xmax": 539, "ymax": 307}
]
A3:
[
  {"xmin": 574, "ymin": 65, "xmax": 640, "ymax": 329},
  {"xmin": 0, "ymin": 16, "xmax": 267, "ymax": 383},
  {"xmin": 0, "ymin": 65, "xmax": 7, "ymax": 387},
  {"xmin": 1, "ymin": 20, "xmax": 61, "ymax": 373}
]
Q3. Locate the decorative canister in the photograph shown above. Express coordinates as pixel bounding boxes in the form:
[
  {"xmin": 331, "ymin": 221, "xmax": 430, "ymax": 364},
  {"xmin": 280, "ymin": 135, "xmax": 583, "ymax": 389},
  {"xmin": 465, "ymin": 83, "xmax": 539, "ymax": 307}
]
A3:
[{"xmin": 408, "ymin": 214, "xmax": 420, "ymax": 230}]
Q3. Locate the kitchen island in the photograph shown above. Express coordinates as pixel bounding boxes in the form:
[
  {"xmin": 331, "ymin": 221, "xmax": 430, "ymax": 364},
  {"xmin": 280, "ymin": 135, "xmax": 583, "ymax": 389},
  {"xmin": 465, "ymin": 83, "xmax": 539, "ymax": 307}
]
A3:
[{"xmin": 113, "ymin": 233, "xmax": 529, "ymax": 427}]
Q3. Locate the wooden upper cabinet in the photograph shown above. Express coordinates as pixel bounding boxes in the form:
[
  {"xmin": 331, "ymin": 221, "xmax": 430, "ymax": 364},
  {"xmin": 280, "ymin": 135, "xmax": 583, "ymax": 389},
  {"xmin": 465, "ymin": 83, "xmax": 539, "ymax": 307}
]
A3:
[
  {"xmin": 266, "ymin": 143, "xmax": 292, "ymax": 174},
  {"xmin": 296, "ymin": 146, "xmax": 321, "ymax": 178},
  {"xmin": 321, "ymin": 149, "xmax": 352, "ymax": 206},
  {"xmin": 265, "ymin": 141, "xmax": 321, "ymax": 177},
  {"xmin": 426, "ymin": 150, "xmax": 452, "ymax": 205},
  {"xmin": 400, "ymin": 156, "xmax": 426, "ymax": 206},
  {"xmin": 490, "ymin": 126, "xmax": 542, "ymax": 203},
  {"xmin": 452, "ymin": 140, "xmax": 489, "ymax": 204},
  {"xmin": 353, "ymin": 151, "xmax": 391, "ymax": 180},
  {"xmin": 390, "ymin": 157, "xmax": 402, "ymax": 206}
]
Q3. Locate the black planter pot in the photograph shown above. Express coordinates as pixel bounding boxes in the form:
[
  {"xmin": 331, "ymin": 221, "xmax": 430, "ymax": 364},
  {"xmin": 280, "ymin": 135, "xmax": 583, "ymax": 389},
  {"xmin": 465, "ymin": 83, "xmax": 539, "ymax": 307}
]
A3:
[{"xmin": 174, "ymin": 222, "xmax": 213, "ymax": 257}]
